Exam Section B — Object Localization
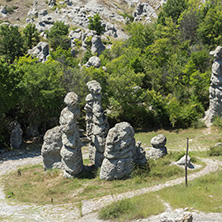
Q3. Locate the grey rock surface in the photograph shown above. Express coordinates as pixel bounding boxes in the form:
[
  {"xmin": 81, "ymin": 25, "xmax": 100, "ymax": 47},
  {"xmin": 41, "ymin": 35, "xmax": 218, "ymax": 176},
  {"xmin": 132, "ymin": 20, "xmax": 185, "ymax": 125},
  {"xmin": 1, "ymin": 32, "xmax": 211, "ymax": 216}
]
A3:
[
  {"xmin": 151, "ymin": 134, "xmax": 167, "ymax": 148},
  {"xmin": 28, "ymin": 41, "xmax": 49, "ymax": 62},
  {"xmin": 41, "ymin": 126, "xmax": 63, "ymax": 170},
  {"xmin": 84, "ymin": 56, "xmax": 101, "ymax": 68},
  {"xmin": 133, "ymin": 141, "xmax": 147, "ymax": 166},
  {"xmin": 91, "ymin": 35, "xmax": 105, "ymax": 56},
  {"xmin": 84, "ymin": 80, "xmax": 109, "ymax": 167},
  {"xmin": 100, "ymin": 122, "xmax": 135, "ymax": 180},
  {"xmin": 204, "ymin": 46, "xmax": 222, "ymax": 126},
  {"xmin": 10, "ymin": 121, "xmax": 23, "ymax": 149},
  {"xmin": 60, "ymin": 92, "xmax": 83, "ymax": 177},
  {"xmin": 176, "ymin": 155, "xmax": 191, "ymax": 167}
]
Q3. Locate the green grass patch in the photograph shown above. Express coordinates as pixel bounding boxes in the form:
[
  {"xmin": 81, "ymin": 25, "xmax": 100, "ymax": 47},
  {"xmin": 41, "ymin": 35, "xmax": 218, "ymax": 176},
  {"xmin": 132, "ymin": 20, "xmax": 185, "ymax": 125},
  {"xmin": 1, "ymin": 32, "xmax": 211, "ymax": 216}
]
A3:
[
  {"xmin": 2, "ymin": 153, "xmax": 195, "ymax": 205},
  {"xmin": 208, "ymin": 145, "xmax": 222, "ymax": 156},
  {"xmin": 98, "ymin": 193, "xmax": 165, "ymax": 221},
  {"xmin": 156, "ymin": 170, "xmax": 222, "ymax": 212}
]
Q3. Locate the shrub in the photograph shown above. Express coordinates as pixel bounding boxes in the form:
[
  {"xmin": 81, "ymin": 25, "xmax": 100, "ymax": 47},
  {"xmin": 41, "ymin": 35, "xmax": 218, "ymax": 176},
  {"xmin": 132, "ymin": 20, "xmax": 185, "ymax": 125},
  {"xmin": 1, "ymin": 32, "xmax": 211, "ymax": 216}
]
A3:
[
  {"xmin": 88, "ymin": 13, "xmax": 105, "ymax": 35},
  {"xmin": 208, "ymin": 146, "xmax": 222, "ymax": 156}
]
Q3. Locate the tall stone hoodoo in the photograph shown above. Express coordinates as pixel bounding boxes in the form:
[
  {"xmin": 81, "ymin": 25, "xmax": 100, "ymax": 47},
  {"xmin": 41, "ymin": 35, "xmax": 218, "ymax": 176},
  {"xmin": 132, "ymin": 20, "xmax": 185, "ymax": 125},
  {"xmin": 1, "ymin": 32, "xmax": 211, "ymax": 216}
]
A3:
[
  {"xmin": 84, "ymin": 80, "xmax": 109, "ymax": 167},
  {"xmin": 60, "ymin": 92, "xmax": 83, "ymax": 178},
  {"xmin": 204, "ymin": 46, "xmax": 222, "ymax": 126},
  {"xmin": 100, "ymin": 122, "xmax": 136, "ymax": 180}
]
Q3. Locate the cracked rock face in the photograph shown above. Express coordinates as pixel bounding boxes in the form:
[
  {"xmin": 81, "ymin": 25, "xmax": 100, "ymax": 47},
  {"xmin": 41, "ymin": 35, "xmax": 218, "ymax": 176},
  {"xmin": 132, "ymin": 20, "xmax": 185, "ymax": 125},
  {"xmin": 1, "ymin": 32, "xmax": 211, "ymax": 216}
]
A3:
[
  {"xmin": 100, "ymin": 122, "xmax": 135, "ymax": 180},
  {"xmin": 60, "ymin": 92, "xmax": 83, "ymax": 177},
  {"xmin": 84, "ymin": 80, "xmax": 109, "ymax": 167},
  {"xmin": 204, "ymin": 46, "xmax": 222, "ymax": 126}
]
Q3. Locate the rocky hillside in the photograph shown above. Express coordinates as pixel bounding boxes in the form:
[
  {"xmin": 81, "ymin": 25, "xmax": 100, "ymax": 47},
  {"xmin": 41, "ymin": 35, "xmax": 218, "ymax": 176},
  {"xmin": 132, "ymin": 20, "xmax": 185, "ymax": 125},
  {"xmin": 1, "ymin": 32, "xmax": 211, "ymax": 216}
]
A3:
[{"xmin": 0, "ymin": 0, "xmax": 166, "ymax": 39}]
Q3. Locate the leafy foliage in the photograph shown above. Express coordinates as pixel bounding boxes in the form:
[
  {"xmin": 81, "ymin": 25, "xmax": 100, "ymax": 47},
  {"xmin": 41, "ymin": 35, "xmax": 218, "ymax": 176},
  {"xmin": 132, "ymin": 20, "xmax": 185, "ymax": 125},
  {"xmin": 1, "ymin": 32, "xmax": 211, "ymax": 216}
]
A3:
[
  {"xmin": 88, "ymin": 13, "xmax": 105, "ymax": 35},
  {"xmin": 23, "ymin": 23, "xmax": 39, "ymax": 49}
]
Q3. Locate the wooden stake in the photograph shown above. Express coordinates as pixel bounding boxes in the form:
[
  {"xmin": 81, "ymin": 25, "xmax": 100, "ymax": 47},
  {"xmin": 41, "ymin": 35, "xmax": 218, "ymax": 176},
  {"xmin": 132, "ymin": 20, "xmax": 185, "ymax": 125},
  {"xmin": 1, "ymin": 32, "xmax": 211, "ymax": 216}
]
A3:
[{"xmin": 185, "ymin": 138, "xmax": 189, "ymax": 187}]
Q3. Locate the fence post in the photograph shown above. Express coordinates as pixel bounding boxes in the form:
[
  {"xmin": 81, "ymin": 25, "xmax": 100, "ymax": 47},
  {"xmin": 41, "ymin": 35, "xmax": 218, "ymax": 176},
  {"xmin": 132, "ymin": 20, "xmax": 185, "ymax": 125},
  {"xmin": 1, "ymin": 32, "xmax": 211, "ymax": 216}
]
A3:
[{"xmin": 185, "ymin": 137, "xmax": 189, "ymax": 187}]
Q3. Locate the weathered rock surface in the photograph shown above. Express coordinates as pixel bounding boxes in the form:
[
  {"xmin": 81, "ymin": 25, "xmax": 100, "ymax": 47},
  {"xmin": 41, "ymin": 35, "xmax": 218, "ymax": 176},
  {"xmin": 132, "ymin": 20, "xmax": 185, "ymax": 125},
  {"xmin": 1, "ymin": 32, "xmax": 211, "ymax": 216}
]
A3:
[
  {"xmin": 100, "ymin": 122, "xmax": 135, "ymax": 180},
  {"xmin": 10, "ymin": 121, "xmax": 23, "ymax": 149},
  {"xmin": 41, "ymin": 126, "xmax": 63, "ymax": 170},
  {"xmin": 28, "ymin": 41, "xmax": 49, "ymax": 62},
  {"xmin": 91, "ymin": 35, "xmax": 105, "ymax": 56},
  {"xmin": 176, "ymin": 155, "xmax": 191, "ymax": 166},
  {"xmin": 204, "ymin": 46, "xmax": 222, "ymax": 126},
  {"xmin": 133, "ymin": 141, "xmax": 147, "ymax": 166},
  {"xmin": 161, "ymin": 211, "xmax": 193, "ymax": 222},
  {"xmin": 84, "ymin": 56, "xmax": 101, "ymax": 68},
  {"xmin": 84, "ymin": 80, "xmax": 109, "ymax": 167},
  {"xmin": 146, "ymin": 134, "xmax": 167, "ymax": 159},
  {"xmin": 60, "ymin": 92, "xmax": 83, "ymax": 177}
]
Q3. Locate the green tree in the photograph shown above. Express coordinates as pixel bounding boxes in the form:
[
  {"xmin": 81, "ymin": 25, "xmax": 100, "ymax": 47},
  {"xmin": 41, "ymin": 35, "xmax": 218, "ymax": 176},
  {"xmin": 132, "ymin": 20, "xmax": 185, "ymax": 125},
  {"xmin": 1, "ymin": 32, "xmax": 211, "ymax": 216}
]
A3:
[
  {"xmin": 0, "ymin": 25, "xmax": 25, "ymax": 63},
  {"xmin": 88, "ymin": 13, "xmax": 105, "ymax": 35},
  {"xmin": 23, "ymin": 23, "xmax": 39, "ymax": 49},
  {"xmin": 48, "ymin": 21, "xmax": 70, "ymax": 50}
]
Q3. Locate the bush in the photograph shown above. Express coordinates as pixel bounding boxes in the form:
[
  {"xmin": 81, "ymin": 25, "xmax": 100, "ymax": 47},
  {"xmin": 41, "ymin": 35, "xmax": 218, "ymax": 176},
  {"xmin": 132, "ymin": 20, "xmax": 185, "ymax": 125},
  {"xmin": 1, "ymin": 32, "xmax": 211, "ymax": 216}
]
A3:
[
  {"xmin": 88, "ymin": 13, "xmax": 105, "ymax": 35},
  {"xmin": 208, "ymin": 146, "xmax": 222, "ymax": 156}
]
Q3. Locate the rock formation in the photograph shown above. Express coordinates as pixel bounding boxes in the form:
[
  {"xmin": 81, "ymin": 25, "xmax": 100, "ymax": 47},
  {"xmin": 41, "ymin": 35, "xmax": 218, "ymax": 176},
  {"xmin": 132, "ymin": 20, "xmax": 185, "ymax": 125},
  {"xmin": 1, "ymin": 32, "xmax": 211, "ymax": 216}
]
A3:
[
  {"xmin": 100, "ymin": 122, "xmax": 136, "ymax": 180},
  {"xmin": 41, "ymin": 126, "xmax": 63, "ymax": 170},
  {"xmin": 146, "ymin": 134, "xmax": 167, "ymax": 159},
  {"xmin": 84, "ymin": 80, "xmax": 109, "ymax": 167},
  {"xmin": 84, "ymin": 56, "xmax": 101, "ymax": 68},
  {"xmin": 10, "ymin": 121, "xmax": 23, "ymax": 149},
  {"xmin": 176, "ymin": 155, "xmax": 192, "ymax": 168},
  {"xmin": 60, "ymin": 92, "xmax": 83, "ymax": 177},
  {"xmin": 204, "ymin": 46, "xmax": 222, "ymax": 126},
  {"xmin": 133, "ymin": 141, "xmax": 147, "ymax": 166},
  {"xmin": 28, "ymin": 41, "xmax": 49, "ymax": 62}
]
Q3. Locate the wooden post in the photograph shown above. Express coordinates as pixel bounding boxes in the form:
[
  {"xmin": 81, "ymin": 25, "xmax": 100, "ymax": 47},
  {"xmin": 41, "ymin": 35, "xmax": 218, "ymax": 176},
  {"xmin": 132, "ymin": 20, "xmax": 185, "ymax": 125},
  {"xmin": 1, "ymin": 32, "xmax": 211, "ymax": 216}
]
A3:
[{"xmin": 185, "ymin": 138, "xmax": 189, "ymax": 187}]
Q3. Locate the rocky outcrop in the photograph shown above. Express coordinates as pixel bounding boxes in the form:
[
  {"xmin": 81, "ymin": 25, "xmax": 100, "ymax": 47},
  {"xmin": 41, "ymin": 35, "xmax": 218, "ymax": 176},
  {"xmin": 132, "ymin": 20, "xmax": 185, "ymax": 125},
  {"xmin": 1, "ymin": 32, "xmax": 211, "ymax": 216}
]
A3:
[
  {"xmin": 28, "ymin": 41, "xmax": 49, "ymax": 62},
  {"xmin": 91, "ymin": 35, "xmax": 106, "ymax": 56},
  {"xmin": 204, "ymin": 46, "xmax": 222, "ymax": 126},
  {"xmin": 60, "ymin": 92, "xmax": 83, "ymax": 177},
  {"xmin": 84, "ymin": 80, "xmax": 109, "ymax": 167},
  {"xmin": 10, "ymin": 121, "xmax": 23, "ymax": 149},
  {"xmin": 100, "ymin": 122, "xmax": 135, "ymax": 180},
  {"xmin": 133, "ymin": 141, "xmax": 147, "ymax": 166},
  {"xmin": 84, "ymin": 56, "xmax": 101, "ymax": 68},
  {"xmin": 133, "ymin": 2, "xmax": 157, "ymax": 23},
  {"xmin": 41, "ymin": 126, "xmax": 63, "ymax": 170},
  {"xmin": 146, "ymin": 134, "xmax": 167, "ymax": 159}
]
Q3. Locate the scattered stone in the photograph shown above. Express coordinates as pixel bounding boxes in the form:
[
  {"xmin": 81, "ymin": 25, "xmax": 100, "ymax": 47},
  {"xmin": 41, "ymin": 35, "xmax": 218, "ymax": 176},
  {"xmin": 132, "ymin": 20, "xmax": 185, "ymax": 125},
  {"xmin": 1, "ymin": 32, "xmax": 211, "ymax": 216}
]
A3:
[
  {"xmin": 176, "ymin": 155, "xmax": 191, "ymax": 167},
  {"xmin": 41, "ymin": 126, "xmax": 63, "ymax": 170},
  {"xmin": 84, "ymin": 56, "xmax": 101, "ymax": 68},
  {"xmin": 84, "ymin": 80, "xmax": 109, "ymax": 167},
  {"xmin": 146, "ymin": 134, "xmax": 167, "ymax": 159},
  {"xmin": 0, "ymin": 6, "xmax": 7, "ymax": 15},
  {"xmin": 215, "ymin": 142, "xmax": 222, "ymax": 147},
  {"xmin": 28, "ymin": 41, "xmax": 49, "ymax": 62},
  {"xmin": 204, "ymin": 46, "xmax": 222, "ymax": 126},
  {"xmin": 48, "ymin": 0, "xmax": 56, "ymax": 8},
  {"xmin": 10, "ymin": 121, "xmax": 23, "ymax": 149},
  {"xmin": 100, "ymin": 122, "xmax": 135, "ymax": 180},
  {"xmin": 60, "ymin": 92, "xmax": 83, "ymax": 177}
]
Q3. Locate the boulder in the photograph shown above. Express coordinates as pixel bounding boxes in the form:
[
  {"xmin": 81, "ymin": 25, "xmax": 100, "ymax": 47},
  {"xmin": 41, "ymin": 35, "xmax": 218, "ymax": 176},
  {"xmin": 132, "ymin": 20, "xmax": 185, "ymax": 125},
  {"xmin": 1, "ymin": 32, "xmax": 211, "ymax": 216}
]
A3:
[
  {"xmin": 150, "ymin": 134, "xmax": 167, "ymax": 148},
  {"xmin": 10, "ymin": 121, "xmax": 23, "ymax": 149},
  {"xmin": 84, "ymin": 56, "xmax": 101, "ymax": 68},
  {"xmin": 133, "ymin": 141, "xmax": 147, "ymax": 166},
  {"xmin": 176, "ymin": 155, "xmax": 191, "ymax": 167},
  {"xmin": 100, "ymin": 122, "xmax": 135, "ymax": 180},
  {"xmin": 91, "ymin": 35, "xmax": 105, "ymax": 56},
  {"xmin": 0, "ymin": 6, "xmax": 7, "ymax": 15},
  {"xmin": 41, "ymin": 126, "xmax": 63, "ymax": 170},
  {"xmin": 28, "ymin": 41, "xmax": 49, "ymax": 62}
]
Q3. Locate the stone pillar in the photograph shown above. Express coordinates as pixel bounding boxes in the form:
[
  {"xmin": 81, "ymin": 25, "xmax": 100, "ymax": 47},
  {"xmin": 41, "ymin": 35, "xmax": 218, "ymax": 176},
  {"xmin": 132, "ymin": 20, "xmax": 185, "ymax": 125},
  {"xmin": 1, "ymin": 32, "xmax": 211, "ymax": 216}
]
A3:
[
  {"xmin": 60, "ymin": 92, "xmax": 83, "ymax": 178},
  {"xmin": 204, "ymin": 46, "xmax": 222, "ymax": 126},
  {"xmin": 84, "ymin": 80, "xmax": 109, "ymax": 167},
  {"xmin": 100, "ymin": 122, "xmax": 135, "ymax": 180},
  {"xmin": 10, "ymin": 121, "xmax": 23, "ymax": 149}
]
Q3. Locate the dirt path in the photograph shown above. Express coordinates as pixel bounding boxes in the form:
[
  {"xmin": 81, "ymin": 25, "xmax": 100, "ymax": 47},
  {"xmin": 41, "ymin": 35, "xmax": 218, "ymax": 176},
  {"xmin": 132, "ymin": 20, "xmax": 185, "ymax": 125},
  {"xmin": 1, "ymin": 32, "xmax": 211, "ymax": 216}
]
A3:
[{"xmin": 0, "ymin": 156, "xmax": 222, "ymax": 221}]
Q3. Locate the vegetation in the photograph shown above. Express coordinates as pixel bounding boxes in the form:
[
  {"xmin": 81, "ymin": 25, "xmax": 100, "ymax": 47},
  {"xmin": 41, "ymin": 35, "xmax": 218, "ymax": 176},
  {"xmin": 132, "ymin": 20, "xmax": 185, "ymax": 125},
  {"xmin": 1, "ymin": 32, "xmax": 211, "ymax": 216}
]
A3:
[
  {"xmin": 1, "ymin": 0, "xmax": 222, "ymax": 146},
  {"xmin": 98, "ymin": 169, "xmax": 222, "ymax": 221}
]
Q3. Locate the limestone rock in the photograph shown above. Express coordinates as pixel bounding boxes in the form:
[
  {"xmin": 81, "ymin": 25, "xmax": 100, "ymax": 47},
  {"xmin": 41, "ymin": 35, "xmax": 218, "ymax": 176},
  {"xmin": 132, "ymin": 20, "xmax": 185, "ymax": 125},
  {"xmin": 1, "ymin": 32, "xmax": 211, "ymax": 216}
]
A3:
[
  {"xmin": 91, "ymin": 35, "xmax": 105, "ymax": 56},
  {"xmin": 28, "ymin": 41, "xmax": 49, "ymax": 62},
  {"xmin": 150, "ymin": 134, "xmax": 167, "ymax": 148},
  {"xmin": 84, "ymin": 80, "xmax": 109, "ymax": 167},
  {"xmin": 84, "ymin": 56, "xmax": 101, "ymax": 68},
  {"xmin": 60, "ymin": 92, "xmax": 83, "ymax": 177},
  {"xmin": 204, "ymin": 46, "xmax": 222, "ymax": 126},
  {"xmin": 100, "ymin": 122, "xmax": 135, "ymax": 180},
  {"xmin": 41, "ymin": 126, "xmax": 63, "ymax": 170},
  {"xmin": 10, "ymin": 121, "xmax": 23, "ymax": 149},
  {"xmin": 146, "ymin": 134, "xmax": 167, "ymax": 159},
  {"xmin": 133, "ymin": 141, "xmax": 147, "ymax": 166},
  {"xmin": 176, "ymin": 155, "xmax": 191, "ymax": 167}
]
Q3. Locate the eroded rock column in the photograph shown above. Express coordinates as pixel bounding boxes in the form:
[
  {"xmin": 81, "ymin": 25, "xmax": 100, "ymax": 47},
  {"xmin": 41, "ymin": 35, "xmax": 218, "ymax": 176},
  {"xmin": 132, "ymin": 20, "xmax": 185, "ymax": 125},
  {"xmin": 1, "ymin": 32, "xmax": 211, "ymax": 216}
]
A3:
[
  {"xmin": 204, "ymin": 46, "xmax": 222, "ymax": 126},
  {"xmin": 60, "ymin": 92, "xmax": 83, "ymax": 177},
  {"xmin": 84, "ymin": 80, "xmax": 109, "ymax": 167}
]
